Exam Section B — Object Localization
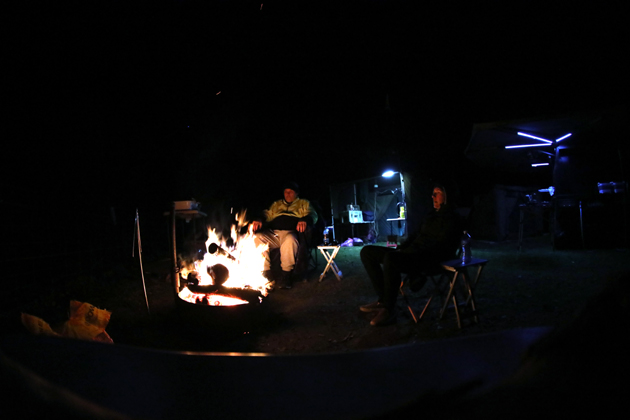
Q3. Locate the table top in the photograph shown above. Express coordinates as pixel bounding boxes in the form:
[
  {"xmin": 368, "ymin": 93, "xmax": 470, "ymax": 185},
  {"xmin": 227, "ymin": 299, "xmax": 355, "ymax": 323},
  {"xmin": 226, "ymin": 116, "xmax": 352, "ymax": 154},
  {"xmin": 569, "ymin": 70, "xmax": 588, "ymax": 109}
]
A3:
[
  {"xmin": 163, "ymin": 209, "xmax": 208, "ymax": 218},
  {"xmin": 441, "ymin": 257, "xmax": 488, "ymax": 269}
]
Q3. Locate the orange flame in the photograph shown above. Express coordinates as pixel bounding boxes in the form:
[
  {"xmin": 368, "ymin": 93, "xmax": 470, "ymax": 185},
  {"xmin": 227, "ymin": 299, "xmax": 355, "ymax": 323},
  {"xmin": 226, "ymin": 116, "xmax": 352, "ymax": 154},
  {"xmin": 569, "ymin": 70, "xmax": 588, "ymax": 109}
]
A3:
[{"xmin": 178, "ymin": 211, "xmax": 270, "ymax": 306}]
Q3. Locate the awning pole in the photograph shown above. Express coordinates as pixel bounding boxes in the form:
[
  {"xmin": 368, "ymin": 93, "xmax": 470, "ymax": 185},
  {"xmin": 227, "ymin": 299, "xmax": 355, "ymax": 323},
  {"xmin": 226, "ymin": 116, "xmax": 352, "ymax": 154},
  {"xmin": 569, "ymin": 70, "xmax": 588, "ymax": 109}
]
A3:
[{"xmin": 133, "ymin": 209, "xmax": 151, "ymax": 315}]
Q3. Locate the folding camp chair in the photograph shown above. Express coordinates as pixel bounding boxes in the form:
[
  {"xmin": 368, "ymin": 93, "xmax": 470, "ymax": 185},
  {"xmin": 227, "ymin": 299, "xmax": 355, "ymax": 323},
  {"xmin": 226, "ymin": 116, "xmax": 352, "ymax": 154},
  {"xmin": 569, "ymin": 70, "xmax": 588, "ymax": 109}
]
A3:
[{"xmin": 400, "ymin": 258, "xmax": 488, "ymax": 328}]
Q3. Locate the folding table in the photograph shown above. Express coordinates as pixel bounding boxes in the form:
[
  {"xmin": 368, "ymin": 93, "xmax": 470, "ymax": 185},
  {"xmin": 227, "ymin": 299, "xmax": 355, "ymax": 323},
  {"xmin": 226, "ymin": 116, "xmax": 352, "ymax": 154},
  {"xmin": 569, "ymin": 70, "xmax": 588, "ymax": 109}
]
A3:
[
  {"xmin": 318, "ymin": 245, "xmax": 342, "ymax": 282},
  {"xmin": 439, "ymin": 257, "xmax": 488, "ymax": 328}
]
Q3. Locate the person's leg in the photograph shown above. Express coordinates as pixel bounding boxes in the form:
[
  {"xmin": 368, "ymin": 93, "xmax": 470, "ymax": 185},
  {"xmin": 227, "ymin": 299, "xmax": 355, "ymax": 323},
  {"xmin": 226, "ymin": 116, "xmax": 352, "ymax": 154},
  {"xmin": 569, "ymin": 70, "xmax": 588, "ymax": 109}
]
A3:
[
  {"xmin": 382, "ymin": 250, "xmax": 440, "ymax": 308},
  {"xmin": 368, "ymin": 250, "xmax": 431, "ymax": 326},
  {"xmin": 381, "ymin": 251, "xmax": 419, "ymax": 310},
  {"xmin": 254, "ymin": 229, "xmax": 281, "ymax": 271},
  {"xmin": 271, "ymin": 230, "xmax": 298, "ymax": 288},
  {"xmin": 277, "ymin": 230, "xmax": 299, "ymax": 272},
  {"xmin": 360, "ymin": 245, "xmax": 394, "ymax": 303}
]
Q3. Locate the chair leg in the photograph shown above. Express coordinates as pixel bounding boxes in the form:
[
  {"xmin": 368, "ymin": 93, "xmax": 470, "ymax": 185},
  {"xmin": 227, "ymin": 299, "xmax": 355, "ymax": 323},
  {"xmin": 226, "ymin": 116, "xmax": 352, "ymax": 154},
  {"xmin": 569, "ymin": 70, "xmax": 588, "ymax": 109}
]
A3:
[
  {"xmin": 399, "ymin": 280, "xmax": 418, "ymax": 323},
  {"xmin": 308, "ymin": 246, "xmax": 318, "ymax": 270},
  {"xmin": 459, "ymin": 269, "xmax": 480, "ymax": 324},
  {"xmin": 451, "ymin": 293, "xmax": 461, "ymax": 329},
  {"xmin": 418, "ymin": 295, "xmax": 433, "ymax": 320},
  {"xmin": 440, "ymin": 272, "xmax": 459, "ymax": 320},
  {"xmin": 418, "ymin": 274, "xmax": 448, "ymax": 322},
  {"xmin": 405, "ymin": 263, "xmax": 485, "ymax": 329},
  {"xmin": 401, "ymin": 274, "xmax": 449, "ymax": 324}
]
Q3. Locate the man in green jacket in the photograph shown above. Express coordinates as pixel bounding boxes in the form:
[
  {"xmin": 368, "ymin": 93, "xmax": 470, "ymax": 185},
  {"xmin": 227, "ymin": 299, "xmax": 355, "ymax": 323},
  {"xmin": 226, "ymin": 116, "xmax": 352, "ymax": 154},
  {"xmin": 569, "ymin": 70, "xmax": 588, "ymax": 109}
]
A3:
[{"xmin": 252, "ymin": 182, "xmax": 318, "ymax": 289}]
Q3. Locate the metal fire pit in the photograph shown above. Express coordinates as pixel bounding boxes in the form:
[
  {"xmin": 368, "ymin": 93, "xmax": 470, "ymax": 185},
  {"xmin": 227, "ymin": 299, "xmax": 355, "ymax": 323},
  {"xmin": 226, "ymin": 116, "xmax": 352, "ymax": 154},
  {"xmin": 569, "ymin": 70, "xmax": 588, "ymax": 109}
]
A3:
[
  {"xmin": 174, "ymin": 294, "xmax": 268, "ymax": 332},
  {"xmin": 169, "ymin": 202, "xmax": 268, "ymax": 332}
]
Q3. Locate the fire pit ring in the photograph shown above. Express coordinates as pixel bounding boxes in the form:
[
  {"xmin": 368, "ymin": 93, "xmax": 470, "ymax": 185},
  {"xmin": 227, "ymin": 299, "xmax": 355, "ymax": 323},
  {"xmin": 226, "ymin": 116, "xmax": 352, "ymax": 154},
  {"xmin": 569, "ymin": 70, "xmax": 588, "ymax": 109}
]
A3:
[{"xmin": 175, "ymin": 292, "xmax": 269, "ymax": 333}]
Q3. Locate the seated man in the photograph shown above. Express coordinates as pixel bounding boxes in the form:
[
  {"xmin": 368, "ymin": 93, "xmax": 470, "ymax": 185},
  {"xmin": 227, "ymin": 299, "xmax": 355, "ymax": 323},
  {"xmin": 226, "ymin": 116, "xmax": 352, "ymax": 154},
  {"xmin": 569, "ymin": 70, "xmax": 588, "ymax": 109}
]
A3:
[
  {"xmin": 252, "ymin": 182, "xmax": 318, "ymax": 289},
  {"xmin": 359, "ymin": 184, "xmax": 461, "ymax": 326}
]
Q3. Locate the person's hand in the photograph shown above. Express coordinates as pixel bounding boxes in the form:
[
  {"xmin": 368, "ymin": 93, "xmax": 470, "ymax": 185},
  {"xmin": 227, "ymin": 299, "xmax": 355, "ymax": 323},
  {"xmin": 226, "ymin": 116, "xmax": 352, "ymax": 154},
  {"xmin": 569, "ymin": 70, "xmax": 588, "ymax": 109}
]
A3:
[
  {"xmin": 251, "ymin": 221, "xmax": 262, "ymax": 232},
  {"xmin": 296, "ymin": 221, "xmax": 307, "ymax": 233}
]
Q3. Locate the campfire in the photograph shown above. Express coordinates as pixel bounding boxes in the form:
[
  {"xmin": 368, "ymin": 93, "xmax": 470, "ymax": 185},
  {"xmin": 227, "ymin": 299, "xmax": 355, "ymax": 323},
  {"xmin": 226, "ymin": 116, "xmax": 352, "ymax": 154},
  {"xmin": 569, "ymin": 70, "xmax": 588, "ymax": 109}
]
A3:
[{"xmin": 178, "ymin": 212, "xmax": 272, "ymax": 306}]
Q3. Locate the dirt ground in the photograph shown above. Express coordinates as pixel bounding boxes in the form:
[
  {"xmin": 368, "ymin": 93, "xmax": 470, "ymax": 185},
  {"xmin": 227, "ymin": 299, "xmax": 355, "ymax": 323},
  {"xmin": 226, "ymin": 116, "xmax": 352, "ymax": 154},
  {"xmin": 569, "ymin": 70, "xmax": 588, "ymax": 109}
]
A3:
[{"xmin": 5, "ymin": 235, "xmax": 628, "ymax": 355}]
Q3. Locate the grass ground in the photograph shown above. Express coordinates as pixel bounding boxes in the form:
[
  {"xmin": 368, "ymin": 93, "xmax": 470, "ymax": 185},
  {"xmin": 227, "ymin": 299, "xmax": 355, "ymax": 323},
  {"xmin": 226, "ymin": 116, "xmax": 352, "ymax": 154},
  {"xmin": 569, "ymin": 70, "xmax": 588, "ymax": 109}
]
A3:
[{"xmin": 3, "ymin": 235, "xmax": 628, "ymax": 354}]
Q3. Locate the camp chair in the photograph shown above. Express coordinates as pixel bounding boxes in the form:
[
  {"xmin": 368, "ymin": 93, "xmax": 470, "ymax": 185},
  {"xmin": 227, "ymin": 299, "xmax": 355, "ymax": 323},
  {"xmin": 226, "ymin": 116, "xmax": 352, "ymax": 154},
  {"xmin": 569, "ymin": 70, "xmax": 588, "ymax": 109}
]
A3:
[
  {"xmin": 399, "ymin": 265, "xmax": 450, "ymax": 323},
  {"xmin": 294, "ymin": 224, "xmax": 323, "ymax": 279},
  {"xmin": 400, "ymin": 257, "xmax": 488, "ymax": 328}
]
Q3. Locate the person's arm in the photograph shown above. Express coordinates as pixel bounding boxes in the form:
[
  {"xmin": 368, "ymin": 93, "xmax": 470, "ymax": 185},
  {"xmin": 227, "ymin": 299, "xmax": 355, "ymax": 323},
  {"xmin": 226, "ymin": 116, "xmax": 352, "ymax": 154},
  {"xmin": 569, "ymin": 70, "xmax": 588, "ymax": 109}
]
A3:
[
  {"xmin": 297, "ymin": 202, "xmax": 318, "ymax": 232},
  {"xmin": 251, "ymin": 201, "xmax": 278, "ymax": 231}
]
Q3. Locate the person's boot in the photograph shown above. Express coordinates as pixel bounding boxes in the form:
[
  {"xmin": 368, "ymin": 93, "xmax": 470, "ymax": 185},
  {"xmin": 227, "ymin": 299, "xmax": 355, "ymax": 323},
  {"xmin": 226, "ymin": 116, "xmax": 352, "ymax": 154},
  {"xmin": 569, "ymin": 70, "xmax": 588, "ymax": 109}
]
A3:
[
  {"xmin": 262, "ymin": 270, "xmax": 276, "ymax": 291},
  {"xmin": 370, "ymin": 308, "xmax": 397, "ymax": 326},
  {"xmin": 360, "ymin": 301, "xmax": 385, "ymax": 312},
  {"xmin": 278, "ymin": 270, "xmax": 293, "ymax": 289}
]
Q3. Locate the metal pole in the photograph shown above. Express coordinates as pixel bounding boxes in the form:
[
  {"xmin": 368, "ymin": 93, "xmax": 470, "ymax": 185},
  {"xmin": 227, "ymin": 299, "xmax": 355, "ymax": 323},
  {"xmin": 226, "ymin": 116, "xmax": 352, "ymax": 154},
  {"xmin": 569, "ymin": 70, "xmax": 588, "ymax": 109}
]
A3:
[
  {"xmin": 618, "ymin": 149, "xmax": 628, "ymax": 247},
  {"xmin": 374, "ymin": 181, "xmax": 378, "ymax": 239},
  {"xmin": 329, "ymin": 185, "xmax": 336, "ymax": 243},
  {"xmin": 171, "ymin": 202, "xmax": 180, "ymax": 299},
  {"xmin": 579, "ymin": 200, "xmax": 585, "ymax": 249},
  {"xmin": 399, "ymin": 172, "xmax": 406, "ymax": 204},
  {"xmin": 399, "ymin": 172, "xmax": 407, "ymax": 237},
  {"xmin": 134, "ymin": 209, "xmax": 151, "ymax": 315},
  {"xmin": 518, "ymin": 206, "xmax": 524, "ymax": 252}
]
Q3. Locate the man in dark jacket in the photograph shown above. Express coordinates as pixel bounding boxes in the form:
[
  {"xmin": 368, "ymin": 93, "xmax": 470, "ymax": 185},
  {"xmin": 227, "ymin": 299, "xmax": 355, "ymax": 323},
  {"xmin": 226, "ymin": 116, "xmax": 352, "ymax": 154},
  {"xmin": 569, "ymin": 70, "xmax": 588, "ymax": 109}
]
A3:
[{"xmin": 359, "ymin": 184, "xmax": 461, "ymax": 326}]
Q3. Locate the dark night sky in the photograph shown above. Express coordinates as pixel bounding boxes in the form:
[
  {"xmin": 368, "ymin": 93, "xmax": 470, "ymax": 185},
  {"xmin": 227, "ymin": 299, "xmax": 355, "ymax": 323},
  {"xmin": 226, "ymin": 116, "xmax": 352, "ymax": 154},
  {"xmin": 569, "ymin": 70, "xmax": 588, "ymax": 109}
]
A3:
[{"xmin": 4, "ymin": 2, "xmax": 629, "ymax": 221}]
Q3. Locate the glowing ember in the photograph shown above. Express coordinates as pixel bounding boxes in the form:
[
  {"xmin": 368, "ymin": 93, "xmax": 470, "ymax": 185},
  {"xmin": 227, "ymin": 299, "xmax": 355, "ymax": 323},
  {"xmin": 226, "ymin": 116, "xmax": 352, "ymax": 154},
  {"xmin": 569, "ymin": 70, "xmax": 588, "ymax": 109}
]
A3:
[
  {"xmin": 178, "ymin": 211, "xmax": 271, "ymax": 306},
  {"xmin": 179, "ymin": 288, "xmax": 249, "ymax": 306}
]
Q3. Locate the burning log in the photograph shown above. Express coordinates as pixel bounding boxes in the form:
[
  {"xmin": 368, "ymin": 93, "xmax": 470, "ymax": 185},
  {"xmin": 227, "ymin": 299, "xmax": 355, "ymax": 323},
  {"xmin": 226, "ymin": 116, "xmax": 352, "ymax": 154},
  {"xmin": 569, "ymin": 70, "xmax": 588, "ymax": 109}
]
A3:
[
  {"xmin": 207, "ymin": 263, "xmax": 230, "ymax": 285},
  {"xmin": 187, "ymin": 284, "xmax": 262, "ymax": 306},
  {"xmin": 207, "ymin": 243, "xmax": 236, "ymax": 261},
  {"xmin": 183, "ymin": 264, "xmax": 263, "ymax": 306},
  {"xmin": 184, "ymin": 272, "xmax": 199, "ymax": 287}
]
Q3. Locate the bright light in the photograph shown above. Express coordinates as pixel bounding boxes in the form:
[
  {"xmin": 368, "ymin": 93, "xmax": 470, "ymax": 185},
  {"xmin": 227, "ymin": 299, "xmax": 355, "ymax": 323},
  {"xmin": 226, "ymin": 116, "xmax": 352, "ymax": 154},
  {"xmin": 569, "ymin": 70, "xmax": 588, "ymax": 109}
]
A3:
[
  {"xmin": 531, "ymin": 163, "xmax": 549, "ymax": 167},
  {"xmin": 382, "ymin": 170, "xmax": 396, "ymax": 177},
  {"xmin": 517, "ymin": 132, "xmax": 552, "ymax": 144},
  {"xmin": 509, "ymin": 131, "xmax": 572, "ymax": 149},
  {"xmin": 505, "ymin": 143, "xmax": 550, "ymax": 149},
  {"xmin": 539, "ymin": 186, "xmax": 555, "ymax": 196}
]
